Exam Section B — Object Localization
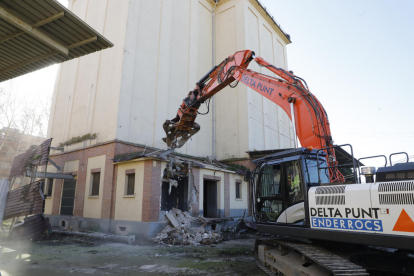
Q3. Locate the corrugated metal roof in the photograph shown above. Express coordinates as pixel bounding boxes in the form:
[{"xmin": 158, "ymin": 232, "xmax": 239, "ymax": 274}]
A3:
[
  {"xmin": 9, "ymin": 138, "xmax": 52, "ymax": 181},
  {"xmin": 0, "ymin": 0, "xmax": 113, "ymax": 82},
  {"xmin": 3, "ymin": 180, "xmax": 44, "ymax": 220},
  {"xmin": 11, "ymin": 214, "xmax": 51, "ymax": 239}
]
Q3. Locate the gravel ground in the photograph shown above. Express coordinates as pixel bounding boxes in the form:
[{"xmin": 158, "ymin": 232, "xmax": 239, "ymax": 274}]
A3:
[{"xmin": 0, "ymin": 233, "xmax": 266, "ymax": 276}]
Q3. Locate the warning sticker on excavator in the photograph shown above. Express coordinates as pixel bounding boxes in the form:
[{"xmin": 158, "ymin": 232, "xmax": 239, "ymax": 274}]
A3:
[{"xmin": 393, "ymin": 209, "xmax": 414, "ymax": 233}]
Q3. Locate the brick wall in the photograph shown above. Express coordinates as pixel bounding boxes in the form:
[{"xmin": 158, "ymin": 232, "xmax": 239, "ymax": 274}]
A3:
[
  {"xmin": 49, "ymin": 141, "xmax": 143, "ymax": 218},
  {"xmin": 142, "ymin": 160, "xmax": 161, "ymax": 222}
]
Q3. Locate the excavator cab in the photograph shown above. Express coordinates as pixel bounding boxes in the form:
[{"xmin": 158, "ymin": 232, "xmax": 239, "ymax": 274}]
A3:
[{"xmin": 254, "ymin": 148, "xmax": 330, "ymax": 225}]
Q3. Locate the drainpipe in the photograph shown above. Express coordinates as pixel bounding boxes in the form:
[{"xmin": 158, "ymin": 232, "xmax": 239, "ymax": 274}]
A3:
[{"xmin": 212, "ymin": 0, "xmax": 219, "ymax": 157}]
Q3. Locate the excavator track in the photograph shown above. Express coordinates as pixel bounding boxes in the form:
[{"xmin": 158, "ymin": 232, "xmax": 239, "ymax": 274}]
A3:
[{"xmin": 256, "ymin": 239, "xmax": 369, "ymax": 276}]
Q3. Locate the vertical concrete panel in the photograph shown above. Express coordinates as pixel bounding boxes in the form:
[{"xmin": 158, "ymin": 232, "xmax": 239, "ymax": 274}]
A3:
[
  {"xmin": 166, "ymin": 1, "xmax": 191, "ymax": 155},
  {"xmin": 49, "ymin": 60, "xmax": 78, "ymax": 146},
  {"xmin": 215, "ymin": 5, "xmax": 241, "ymax": 159},
  {"xmin": 274, "ymin": 37, "xmax": 295, "ymax": 148},
  {"xmin": 274, "ymin": 38, "xmax": 286, "ymax": 69},
  {"xmin": 127, "ymin": 1, "xmax": 163, "ymax": 146},
  {"xmin": 214, "ymin": 0, "xmax": 250, "ymax": 160},
  {"xmin": 278, "ymin": 107, "xmax": 294, "ymax": 148},
  {"xmin": 117, "ymin": 0, "xmax": 140, "ymax": 142},
  {"xmin": 151, "ymin": 0, "xmax": 174, "ymax": 150},
  {"xmin": 245, "ymin": 7, "xmax": 265, "ymax": 152},
  {"xmin": 49, "ymin": 0, "xmax": 86, "ymax": 145},
  {"xmin": 68, "ymin": 1, "xmax": 107, "ymax": 141},
  {"xmin": 46, "ymin": 64, "xmax": 62, "ymax": 139},
  {"xmin": 242, "ymin": 0, "xmax": 293, "ymax": 151},
  {"xmin": 119, "ymin": 0, "xmax": 214, "ymax": 157},
  {"xmin": 184, "ymin": 1, "xmax": 214, "ymax": 157},
  {"xmin": 91, "ymin": 0, "xmax": 129, "ymax": 142},
  {"xmin": 260, "ymin": 24, "xmax": 280, "ymax": 150},
  {"xmin": 48, "ymin": 0, "xmax": 128, "ymax": 147}
]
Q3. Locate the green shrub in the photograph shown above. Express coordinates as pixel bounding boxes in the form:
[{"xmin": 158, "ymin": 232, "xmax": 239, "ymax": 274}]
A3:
[{"xmin": 58, "ymin": 133, "xmax": 98, "ymax": 148}]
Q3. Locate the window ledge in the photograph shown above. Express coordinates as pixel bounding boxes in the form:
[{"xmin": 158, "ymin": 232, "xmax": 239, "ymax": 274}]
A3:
[
  {"xmin": 123, "ymin": 195, "xmax": 135, "ymax": 198},
  {"xmin": 88, "ymin": 196, "xmax": 99, "ymax": 199},
  {"xmin": 235, "ymin": 198, "xmax": 243, "ymax": 201}
]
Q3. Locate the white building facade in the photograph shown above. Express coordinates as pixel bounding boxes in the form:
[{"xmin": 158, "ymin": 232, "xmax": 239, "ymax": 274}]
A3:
[
  {"xmin": 45, "ymin": 0, "xmax": 294, "ymax": 238},
  {"xmin": 48, "ymin": 0, "xmax": 294, "ymax": 160}
]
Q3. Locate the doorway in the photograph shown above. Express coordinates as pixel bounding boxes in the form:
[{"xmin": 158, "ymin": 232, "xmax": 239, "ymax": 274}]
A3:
[
  {"xmin": 161, "ymin": 177, "xmax": 188, "ymax": 211},
  {"xmin": 60, "ymin": 179, "xmax": 76, "ymax": 216},
  {"xmin": 203, "ymin": 180, "xmax": 217, "ymax": 218}
]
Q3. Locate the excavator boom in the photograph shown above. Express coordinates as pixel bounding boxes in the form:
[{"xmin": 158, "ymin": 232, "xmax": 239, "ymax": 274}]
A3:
[{"xmin": 163, "ymin": 50, "xmax": 343, "ymax": 182}]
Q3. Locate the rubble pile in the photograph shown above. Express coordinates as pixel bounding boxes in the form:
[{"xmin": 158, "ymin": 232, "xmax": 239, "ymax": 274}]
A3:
[{"xmin": 153, "ymin": 208, "xmax": 224, "ymax": 246}]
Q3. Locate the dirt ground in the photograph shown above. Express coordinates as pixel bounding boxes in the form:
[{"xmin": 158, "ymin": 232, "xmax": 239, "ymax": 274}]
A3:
[{"xmin": 0, "ymin": 233, "xmax": 266, "ymax": 276}]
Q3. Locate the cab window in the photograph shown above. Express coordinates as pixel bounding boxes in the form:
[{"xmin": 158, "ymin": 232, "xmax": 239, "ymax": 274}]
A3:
[
  {"xmin": 257, "ymin": 164, "xmax": 283, "ymax": 222},
  {"xmin": 303, "ymin": 158, "xmax": 330, "ymax": 185},
  {"xmin": 285, "ymin": 160, "xmax": 303, "ymax": 203},
  {"xmin": 259, "ymin": 164, "xmax": 282, "ymax": 197}
]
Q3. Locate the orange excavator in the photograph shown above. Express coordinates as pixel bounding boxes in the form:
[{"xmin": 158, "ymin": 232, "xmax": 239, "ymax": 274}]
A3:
[
  {"xmin": 163, "ymin": 50, "xmax": 344, "ymax": 183},
  {"xmin": 164, "ymin": 50, "xmax": 414, "ymax": 275}
]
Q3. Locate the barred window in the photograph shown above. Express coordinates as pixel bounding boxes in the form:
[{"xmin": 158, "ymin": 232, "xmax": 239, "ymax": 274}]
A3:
[
  {"xmin": 91, "ymin": 172, "xmax": 100, "ymax": 196},
  {"xmin": 236, "ymin": 182, "xmax": 241, "ymax": 199},
  {"xmin": 46, "ymin": 178, "xmax": 53, "ymax": 197},
  {"xmin": 126, "ymin": 173, "xmax": 135, "ymax": 195}
]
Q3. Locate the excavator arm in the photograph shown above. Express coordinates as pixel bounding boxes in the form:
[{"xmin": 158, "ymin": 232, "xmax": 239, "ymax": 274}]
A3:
[{"xmin": 163, "ymin": 50, "xmax": 344, "ymax": 182}]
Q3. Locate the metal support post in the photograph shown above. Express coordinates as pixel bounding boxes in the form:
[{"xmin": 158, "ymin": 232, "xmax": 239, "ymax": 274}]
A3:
[{"xmin": 290, "ymin": 102, "xmax": 298, "ymax": 148}]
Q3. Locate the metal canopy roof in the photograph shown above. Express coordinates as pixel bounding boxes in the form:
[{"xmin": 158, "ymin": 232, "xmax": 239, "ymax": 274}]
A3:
[{"xmin": 0, "ymin": 0, "xmax": 113, "ymax": 82}]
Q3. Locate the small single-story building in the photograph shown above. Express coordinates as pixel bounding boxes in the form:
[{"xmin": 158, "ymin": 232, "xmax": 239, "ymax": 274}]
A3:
[{"xmin": 44, "ymin": 141, "xmax": 249, "ymax": 239}]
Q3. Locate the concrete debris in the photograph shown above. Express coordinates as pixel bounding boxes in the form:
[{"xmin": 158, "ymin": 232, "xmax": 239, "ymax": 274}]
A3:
[
  {"xmin": 153, "ymin": 208, "xmax": 225, "ymax": 246},
  {"xmin": 165, "ymin": 212, "xmax": 180, "ymax": 229}
]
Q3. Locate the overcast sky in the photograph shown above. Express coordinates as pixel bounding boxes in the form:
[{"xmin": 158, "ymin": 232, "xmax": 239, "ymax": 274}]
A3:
[{"xmin": 1, "ymin": 0, "xmax": 413, "ymax": 167}]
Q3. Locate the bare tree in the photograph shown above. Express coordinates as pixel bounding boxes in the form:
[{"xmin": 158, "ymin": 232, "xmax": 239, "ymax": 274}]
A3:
[
  {"xmin": 0, "ymin": 86, "xmax": 21, "ymax": 152},
  {"xmin": 0, "ymin": 81, "xmax": 51, "ymax": 155}
]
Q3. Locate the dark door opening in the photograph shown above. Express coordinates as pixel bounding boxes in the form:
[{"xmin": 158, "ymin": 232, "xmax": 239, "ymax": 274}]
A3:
[
  {"xmin": 203, "ymin": 180, "xmax": 217, "ymax": 218},
  {"xmin": 161, "ymin": 177, "xmax": 188, "ymax": 211},
  {"xmin": 60, "ymin": 179, "xmax": 76, "ymax": 216}
]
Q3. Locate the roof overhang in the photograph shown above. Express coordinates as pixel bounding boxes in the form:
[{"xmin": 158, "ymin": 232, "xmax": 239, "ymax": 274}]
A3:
[
  {"xmin": 0, "ymin": 0, "xmax": 113, "ymax": 82},
  {"xmin": 206, "ymin": 0, "xmax": 291, "ymax": 44},
  {"xmin": 250, "ymin": 0, "xmax": 291, "ymax": 44}
]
